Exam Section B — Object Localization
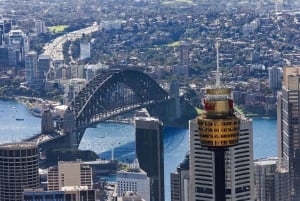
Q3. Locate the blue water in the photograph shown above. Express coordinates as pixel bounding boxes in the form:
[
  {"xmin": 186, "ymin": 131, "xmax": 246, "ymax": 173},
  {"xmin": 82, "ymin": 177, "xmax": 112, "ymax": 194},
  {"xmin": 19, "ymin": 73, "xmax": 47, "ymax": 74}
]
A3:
[{"xmin": 0, "ymin": 99, "xmax": 277, "ymax": 201}]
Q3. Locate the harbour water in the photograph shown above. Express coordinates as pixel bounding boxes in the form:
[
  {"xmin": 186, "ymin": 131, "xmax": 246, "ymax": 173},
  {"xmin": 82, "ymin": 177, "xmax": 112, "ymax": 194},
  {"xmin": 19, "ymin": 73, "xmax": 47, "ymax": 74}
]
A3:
[{"xmin": 0, "ymin": 99, "xmax": 277, "ymax": 200}]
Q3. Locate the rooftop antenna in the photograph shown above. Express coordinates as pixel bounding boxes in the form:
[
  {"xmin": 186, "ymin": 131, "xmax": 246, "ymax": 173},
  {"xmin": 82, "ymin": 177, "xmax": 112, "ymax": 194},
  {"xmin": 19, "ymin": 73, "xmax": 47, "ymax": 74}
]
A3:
[{"xmin": 215, "ymin": 40, "xmax": 220, "ymax": 87}]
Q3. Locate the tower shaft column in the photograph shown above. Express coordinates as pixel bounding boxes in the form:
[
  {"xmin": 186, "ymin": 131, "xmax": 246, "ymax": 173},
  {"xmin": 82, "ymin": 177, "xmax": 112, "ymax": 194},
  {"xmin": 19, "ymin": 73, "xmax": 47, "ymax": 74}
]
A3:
[{"xmin": 214, "ymin": 149, "xmax": 226, "ymax": 201}]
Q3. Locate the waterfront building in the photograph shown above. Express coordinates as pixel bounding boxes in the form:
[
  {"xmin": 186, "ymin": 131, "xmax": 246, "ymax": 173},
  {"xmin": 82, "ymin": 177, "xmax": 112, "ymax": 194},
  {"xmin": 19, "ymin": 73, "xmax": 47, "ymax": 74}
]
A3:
[
  {"xmin": 25, "ymin": 51, "xmax": 38, "ymax": 83},
  {"xmin": 268, "ymin": 66, "xmax": 282, "ymax": 90},
  {"xmin": 135, "ymin": 117, "xmax": 164, "ymax": 201},
  {"xmin": 0, "ymin": 142, "xmax": 39, "ymax": 201},
  {"xmin": 47, "ymin": 160, "xmax": 93, "ymax": 191},
  {"xmin": 189, "ymin": 114, "xmax": 254, "ymax": 200},
  {"xmin": 254, "ymin": 157, "xmax": 278, "ymax": 201},
  {"xmin": 116, "ymin": 161, "xmax": 150, "ymax": 201},
  {"xmin": 277, "ymin": 66, "xmax": 300, "ymax": 200},
  {"xmin": 170, "ymin": 153, "xmax": 189, "ymax": 201}
]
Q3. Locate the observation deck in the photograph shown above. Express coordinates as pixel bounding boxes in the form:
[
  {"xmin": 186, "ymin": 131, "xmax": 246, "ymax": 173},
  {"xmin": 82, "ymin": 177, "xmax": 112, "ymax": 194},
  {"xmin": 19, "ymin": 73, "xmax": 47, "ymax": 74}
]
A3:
[{"xmin": 197, "ymin": 87, "xmax": 240, "ymax": 148}]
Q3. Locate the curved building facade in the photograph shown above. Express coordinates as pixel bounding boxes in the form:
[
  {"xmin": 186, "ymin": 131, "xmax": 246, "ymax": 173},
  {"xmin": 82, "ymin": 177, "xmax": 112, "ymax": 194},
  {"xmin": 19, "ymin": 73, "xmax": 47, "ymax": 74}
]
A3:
[{"xmin": 0, "ymin": 142, "xmax": 39, "ymax": 201}]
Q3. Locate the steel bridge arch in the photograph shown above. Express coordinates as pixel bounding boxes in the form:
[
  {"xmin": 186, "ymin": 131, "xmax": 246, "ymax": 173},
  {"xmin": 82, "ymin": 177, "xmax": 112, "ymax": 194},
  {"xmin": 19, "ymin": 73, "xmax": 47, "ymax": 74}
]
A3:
[{"xmin": 67, "ymin": 69, "xmax": 171, "ymax": 143}]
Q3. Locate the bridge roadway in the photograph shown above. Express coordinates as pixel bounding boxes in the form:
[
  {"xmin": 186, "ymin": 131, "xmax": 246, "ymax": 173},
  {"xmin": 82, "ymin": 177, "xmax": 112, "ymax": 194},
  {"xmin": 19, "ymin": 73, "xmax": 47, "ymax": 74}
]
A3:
[{"xmin": 26, "ymin": 99, "xmax": 167, "ymax": 149}]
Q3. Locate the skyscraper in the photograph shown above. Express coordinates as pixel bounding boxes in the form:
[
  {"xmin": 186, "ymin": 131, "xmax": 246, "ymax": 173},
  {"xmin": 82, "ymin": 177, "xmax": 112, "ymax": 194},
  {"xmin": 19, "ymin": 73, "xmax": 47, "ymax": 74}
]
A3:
[
  {"xmin": 37, "ymin": 54, "xmax": 51, "ymax": 81},
  {"xmin": 268, "ymin": 66, "xmax": 282, "ymax": 90},
  {"xmin": 34, "ymin": 20, "xmax": 47, "ymax": 35},
  {"xmin": 8, "ymin": 29, "xmax": 26, "ymax": 64},
  {"xmin": 189, "ymin": 114, "xmax": 254, "ymax": 200},
  {"xmin": 277, "ymin": 66, "xmax": 300, "ymax": 200},
  {"xmin": 170, "ymin": 153, "xmax": 189, "ymax": 201},
  {"xmin": 135, "ymin": 117, "xmax": 164, "ymax": 201},
  {"xmin": 0, "ymin": 142, "xmax": 39, "ymax": 201},
  {"xmin": 254, "ymin": 157, "xmax": 277, "ymax": 201},
  {"xmin": 25, "ymin": 51, "xmax": 38, "ymax": 83},
  {"xmin": 193, "ymin": 40, "xmax": 247, "ymax": 201}
]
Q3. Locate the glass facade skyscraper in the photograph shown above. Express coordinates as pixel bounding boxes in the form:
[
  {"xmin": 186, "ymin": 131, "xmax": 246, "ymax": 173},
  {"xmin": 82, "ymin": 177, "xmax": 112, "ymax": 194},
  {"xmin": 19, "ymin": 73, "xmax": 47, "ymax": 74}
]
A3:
[
  {"xmin": 277, "ymin": 66, "xmax": 300, "ymax": 200},
  {"xmin": 135, "ymin": 117, "xmax": 164, "ymax": 201}
]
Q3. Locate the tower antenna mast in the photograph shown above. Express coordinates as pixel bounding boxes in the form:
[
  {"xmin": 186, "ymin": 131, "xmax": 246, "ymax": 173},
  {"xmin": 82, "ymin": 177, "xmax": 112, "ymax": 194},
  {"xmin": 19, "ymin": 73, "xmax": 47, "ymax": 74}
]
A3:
[{"xmin": 215, "ymin": 40, "xmax": 220, "ymax": 87}]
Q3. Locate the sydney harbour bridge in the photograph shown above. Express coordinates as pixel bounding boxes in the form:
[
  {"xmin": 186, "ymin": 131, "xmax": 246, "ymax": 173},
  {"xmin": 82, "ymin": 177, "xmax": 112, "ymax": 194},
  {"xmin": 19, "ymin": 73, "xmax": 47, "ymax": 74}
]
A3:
[{"xmin": 27, "ymin": 69, "xmax": 196, "ymax": 151}]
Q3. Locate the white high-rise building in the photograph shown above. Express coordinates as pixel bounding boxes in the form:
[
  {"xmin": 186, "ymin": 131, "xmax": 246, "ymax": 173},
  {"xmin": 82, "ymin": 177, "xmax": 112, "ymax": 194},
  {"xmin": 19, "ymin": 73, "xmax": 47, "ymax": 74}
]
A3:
[
  {"xmin": 35, "ymin": 20, "xmax": 47, "ymax": 34},
  {"xmin": 80, "ymin": 42, "xmax": 91, "ymax": 60},
  {"xmin": 117, "ymin": 161, "xmax": 150, "ymax": 201},
  {"xmin": 25, "ymin": 51, "xmax": 38, "ymax": 83},
  {"xmin": 268, "ymin": 67, "xmax": 282, "ymax": 90},
  {"xmin": 189, "ymin": 114, "xmax": 254, "ymax": 200}
]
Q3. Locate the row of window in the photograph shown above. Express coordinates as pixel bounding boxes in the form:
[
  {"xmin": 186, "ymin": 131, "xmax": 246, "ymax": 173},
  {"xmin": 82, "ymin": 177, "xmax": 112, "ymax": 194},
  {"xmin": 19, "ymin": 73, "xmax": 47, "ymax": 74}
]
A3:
[
  {"xmin": 0, "ymin": 157, "xmax": 38, "ymax": 161},
  {"xmin": 199, "ymin": 127, "xmax": 239, "ymax": 133},
  {"xmin": 200, "ymin": 140, "xmax": 238, "ymax": 146},
  {"xmin": 200, "ymin": 133, "xmax": 239, "ymax": 139},
  {"xmin": 198, "ymin": 121, "xmax": 239, "ymax": 127}
]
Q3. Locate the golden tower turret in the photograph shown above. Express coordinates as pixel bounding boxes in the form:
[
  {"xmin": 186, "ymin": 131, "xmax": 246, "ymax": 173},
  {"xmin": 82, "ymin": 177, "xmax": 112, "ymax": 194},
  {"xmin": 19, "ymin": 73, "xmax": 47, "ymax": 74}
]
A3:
[{"xmin": 197, "ymin": 87, "xmax": 240, "ymax": 148}]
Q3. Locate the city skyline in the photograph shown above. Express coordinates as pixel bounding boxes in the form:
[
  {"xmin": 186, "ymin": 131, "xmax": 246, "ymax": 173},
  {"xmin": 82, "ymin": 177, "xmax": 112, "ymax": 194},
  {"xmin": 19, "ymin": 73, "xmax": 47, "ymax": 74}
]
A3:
[{"xmin": 0, "ymin": 0, "xmax": 298, "ymax": 200}]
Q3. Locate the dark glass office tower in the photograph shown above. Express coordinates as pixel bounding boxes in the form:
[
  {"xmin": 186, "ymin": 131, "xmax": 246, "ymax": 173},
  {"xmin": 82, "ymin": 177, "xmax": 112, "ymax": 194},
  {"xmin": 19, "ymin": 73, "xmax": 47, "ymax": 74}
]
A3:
[{"xmin": 135, "ymin": 117, "xmax": 164, "ymax": 201}]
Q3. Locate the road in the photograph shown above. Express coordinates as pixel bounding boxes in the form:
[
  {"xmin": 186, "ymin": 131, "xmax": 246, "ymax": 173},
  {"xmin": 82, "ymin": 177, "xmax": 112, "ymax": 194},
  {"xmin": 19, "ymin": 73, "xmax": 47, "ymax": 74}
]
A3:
[{"xmin": 43, "ymin": 22, "xmax": 100, "ymax": 60}]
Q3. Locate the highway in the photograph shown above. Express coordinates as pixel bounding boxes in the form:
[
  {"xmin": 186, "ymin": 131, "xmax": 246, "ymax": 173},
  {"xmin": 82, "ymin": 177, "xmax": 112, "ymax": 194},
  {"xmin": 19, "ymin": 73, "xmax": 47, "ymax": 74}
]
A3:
[{"xmin": 43, "ymin": 22, "xmax": 100, "ymax": 60}]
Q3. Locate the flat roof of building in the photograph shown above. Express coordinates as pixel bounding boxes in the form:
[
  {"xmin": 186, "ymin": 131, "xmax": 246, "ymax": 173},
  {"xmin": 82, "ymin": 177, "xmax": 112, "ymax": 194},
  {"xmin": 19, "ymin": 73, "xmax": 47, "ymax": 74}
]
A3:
[
  {"xmin": 254, "ymin": 157, "xmax": 278, "ymax": 166},
  {"xmin": 0, "ymin": 142, "xmax": 37, "ymax": 150}
]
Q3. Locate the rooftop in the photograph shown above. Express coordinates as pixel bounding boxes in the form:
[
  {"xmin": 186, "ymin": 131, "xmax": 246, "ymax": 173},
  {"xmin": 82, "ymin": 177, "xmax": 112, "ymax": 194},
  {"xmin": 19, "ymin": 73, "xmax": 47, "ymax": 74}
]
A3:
[{"xmin": 0, "ymin": 142, "xmax": 37, "ymax": 150}]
